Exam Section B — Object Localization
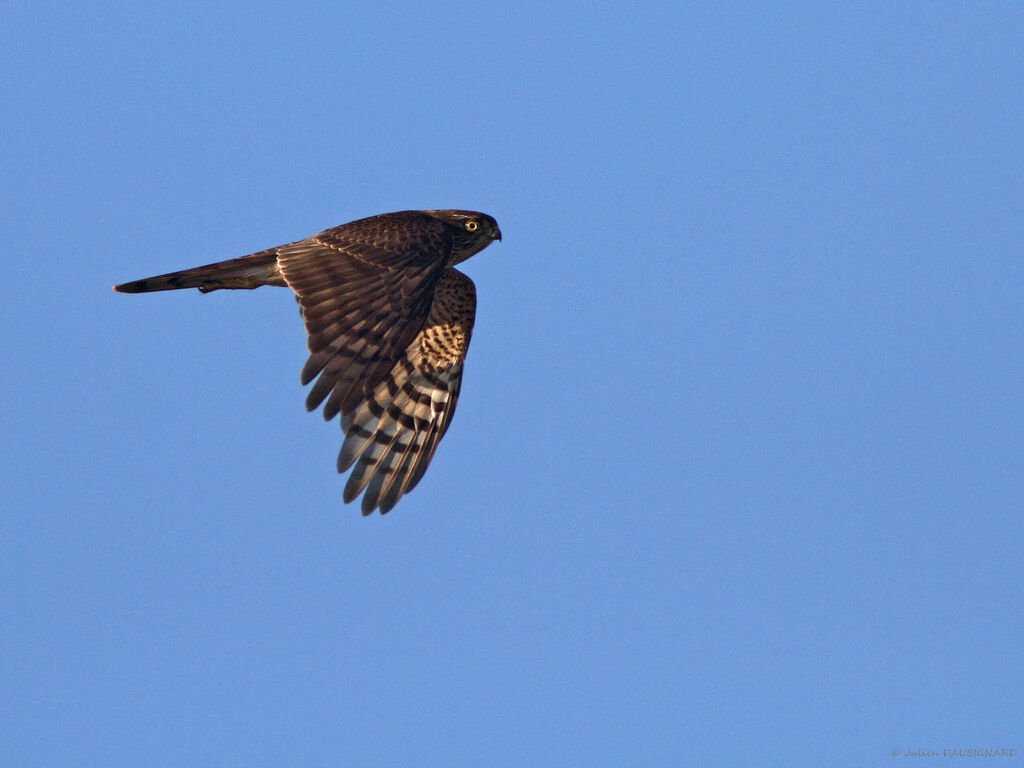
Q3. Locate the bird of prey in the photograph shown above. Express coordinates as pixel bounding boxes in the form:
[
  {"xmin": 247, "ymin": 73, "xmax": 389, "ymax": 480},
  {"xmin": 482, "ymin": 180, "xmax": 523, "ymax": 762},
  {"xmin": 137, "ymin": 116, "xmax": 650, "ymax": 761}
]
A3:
[{"xmin": 114, "ymin": 209, "xmax": 501, "ymax": 514}]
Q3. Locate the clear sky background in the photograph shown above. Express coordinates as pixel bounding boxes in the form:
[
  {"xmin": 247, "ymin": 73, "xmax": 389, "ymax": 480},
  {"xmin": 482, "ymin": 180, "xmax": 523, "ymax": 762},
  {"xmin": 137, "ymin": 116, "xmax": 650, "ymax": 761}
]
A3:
[{"xmin": 2, "ymin": 1, "xmax": 1022, "ymax": 766}]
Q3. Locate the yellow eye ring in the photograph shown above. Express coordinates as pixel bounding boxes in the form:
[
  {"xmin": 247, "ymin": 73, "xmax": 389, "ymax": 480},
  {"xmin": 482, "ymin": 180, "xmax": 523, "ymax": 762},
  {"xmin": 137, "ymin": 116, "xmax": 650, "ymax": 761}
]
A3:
[{"xmin": 465, "ymin": 220, "xmax": 479, "ymax": 232}]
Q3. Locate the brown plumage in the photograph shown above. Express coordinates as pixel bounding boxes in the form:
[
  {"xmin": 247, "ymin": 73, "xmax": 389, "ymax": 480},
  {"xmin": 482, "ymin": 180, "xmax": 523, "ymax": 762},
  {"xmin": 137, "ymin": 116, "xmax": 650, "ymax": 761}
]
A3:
[{"xmin": 114, "ymin": 209, "xmax": 501, "ymax": 514}]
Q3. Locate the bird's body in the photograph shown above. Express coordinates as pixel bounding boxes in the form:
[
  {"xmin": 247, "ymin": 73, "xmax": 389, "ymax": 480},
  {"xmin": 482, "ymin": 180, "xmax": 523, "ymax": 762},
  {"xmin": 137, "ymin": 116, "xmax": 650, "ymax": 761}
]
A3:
[{"xmin": 115, "ymin": 209, "xmax": 501, "ymax": 514}]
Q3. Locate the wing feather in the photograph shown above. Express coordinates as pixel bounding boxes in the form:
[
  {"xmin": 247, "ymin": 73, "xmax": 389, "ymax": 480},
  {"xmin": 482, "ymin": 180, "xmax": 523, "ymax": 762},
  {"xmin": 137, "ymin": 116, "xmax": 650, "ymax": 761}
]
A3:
[
  {"xmin": 276, "ymin": 212, "xmax": 453, "ymax": 417},
  {"xmin": 339, "ymin": 270, "xmax": 476, "ymax": 514},
  {"xmin": 275, "ymin": 212, "xmax": 475, "ymax": 513}
]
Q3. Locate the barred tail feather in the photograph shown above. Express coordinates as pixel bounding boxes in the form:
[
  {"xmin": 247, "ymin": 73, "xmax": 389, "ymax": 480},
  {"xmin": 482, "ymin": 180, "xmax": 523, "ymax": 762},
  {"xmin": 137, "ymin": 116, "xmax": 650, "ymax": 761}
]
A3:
[{"xmin": 113, "ymin": 250, "xmax": 284, "ymax": 294}]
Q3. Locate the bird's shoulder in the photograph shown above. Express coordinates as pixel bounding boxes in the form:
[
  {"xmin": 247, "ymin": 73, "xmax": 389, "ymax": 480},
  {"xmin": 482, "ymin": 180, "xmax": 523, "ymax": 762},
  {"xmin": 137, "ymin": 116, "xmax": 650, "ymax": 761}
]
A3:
[{"xmin": 302, "ymin": 211, "xmax": 454, "ymax": 268}]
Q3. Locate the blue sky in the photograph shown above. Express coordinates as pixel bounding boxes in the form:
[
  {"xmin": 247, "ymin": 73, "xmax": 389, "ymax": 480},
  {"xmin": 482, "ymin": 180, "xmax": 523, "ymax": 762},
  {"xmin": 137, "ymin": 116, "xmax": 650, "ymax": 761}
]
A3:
[{"xmin": 2, "ymin": 1, "xmax": 1022, "ymax": 765}]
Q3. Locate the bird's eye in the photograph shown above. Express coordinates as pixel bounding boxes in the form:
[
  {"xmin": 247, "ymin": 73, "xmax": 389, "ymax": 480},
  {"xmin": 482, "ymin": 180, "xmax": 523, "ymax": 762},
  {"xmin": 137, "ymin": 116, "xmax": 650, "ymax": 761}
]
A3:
[{"xmin": 465, "ymin": 220, "xmax": 479, "ymax": 232}]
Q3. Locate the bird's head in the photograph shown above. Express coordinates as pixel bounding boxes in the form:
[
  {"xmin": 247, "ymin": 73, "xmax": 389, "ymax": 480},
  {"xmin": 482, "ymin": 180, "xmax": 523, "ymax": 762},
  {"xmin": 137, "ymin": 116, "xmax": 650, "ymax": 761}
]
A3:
[{"xmin": 424, "ymin": 210, "xmax": 502, "ymax": 264}]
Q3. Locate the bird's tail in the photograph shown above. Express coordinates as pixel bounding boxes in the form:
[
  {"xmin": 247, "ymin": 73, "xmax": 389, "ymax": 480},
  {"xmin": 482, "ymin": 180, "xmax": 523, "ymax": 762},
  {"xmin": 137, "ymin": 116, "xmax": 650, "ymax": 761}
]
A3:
[{"xmin": 113, "ymin": 250, "xmax": 285, "ymax": 294}]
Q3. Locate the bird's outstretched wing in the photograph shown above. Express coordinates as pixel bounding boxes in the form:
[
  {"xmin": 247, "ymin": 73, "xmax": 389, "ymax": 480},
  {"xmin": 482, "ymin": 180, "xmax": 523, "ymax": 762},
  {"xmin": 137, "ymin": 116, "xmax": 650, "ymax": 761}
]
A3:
[
  {"xmin": 277, "ymin": 212, "xmax": 453, "ymax": 421},
  {"xmin": 338, "ymin": 270, "xmax": 475, "ymax": 513},
  {"xmin": 276, "ymin": 212, "xmax": 476, "ymax": 513}
]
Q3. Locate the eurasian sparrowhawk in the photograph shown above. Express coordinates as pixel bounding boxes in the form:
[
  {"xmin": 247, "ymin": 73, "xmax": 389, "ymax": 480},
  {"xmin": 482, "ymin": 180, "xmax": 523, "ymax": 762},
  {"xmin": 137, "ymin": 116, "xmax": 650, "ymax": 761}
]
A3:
[{"xmin": 114, "ymin": 209, "xmax": 501, "ymax": 514}]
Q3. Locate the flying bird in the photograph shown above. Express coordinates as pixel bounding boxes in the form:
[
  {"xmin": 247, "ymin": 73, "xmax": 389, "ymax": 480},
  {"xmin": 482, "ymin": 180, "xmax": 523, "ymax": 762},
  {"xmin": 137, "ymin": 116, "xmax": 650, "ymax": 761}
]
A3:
[{"xmin": 114, "ymin": 209, "xmax": 501, "ymax": 514}]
